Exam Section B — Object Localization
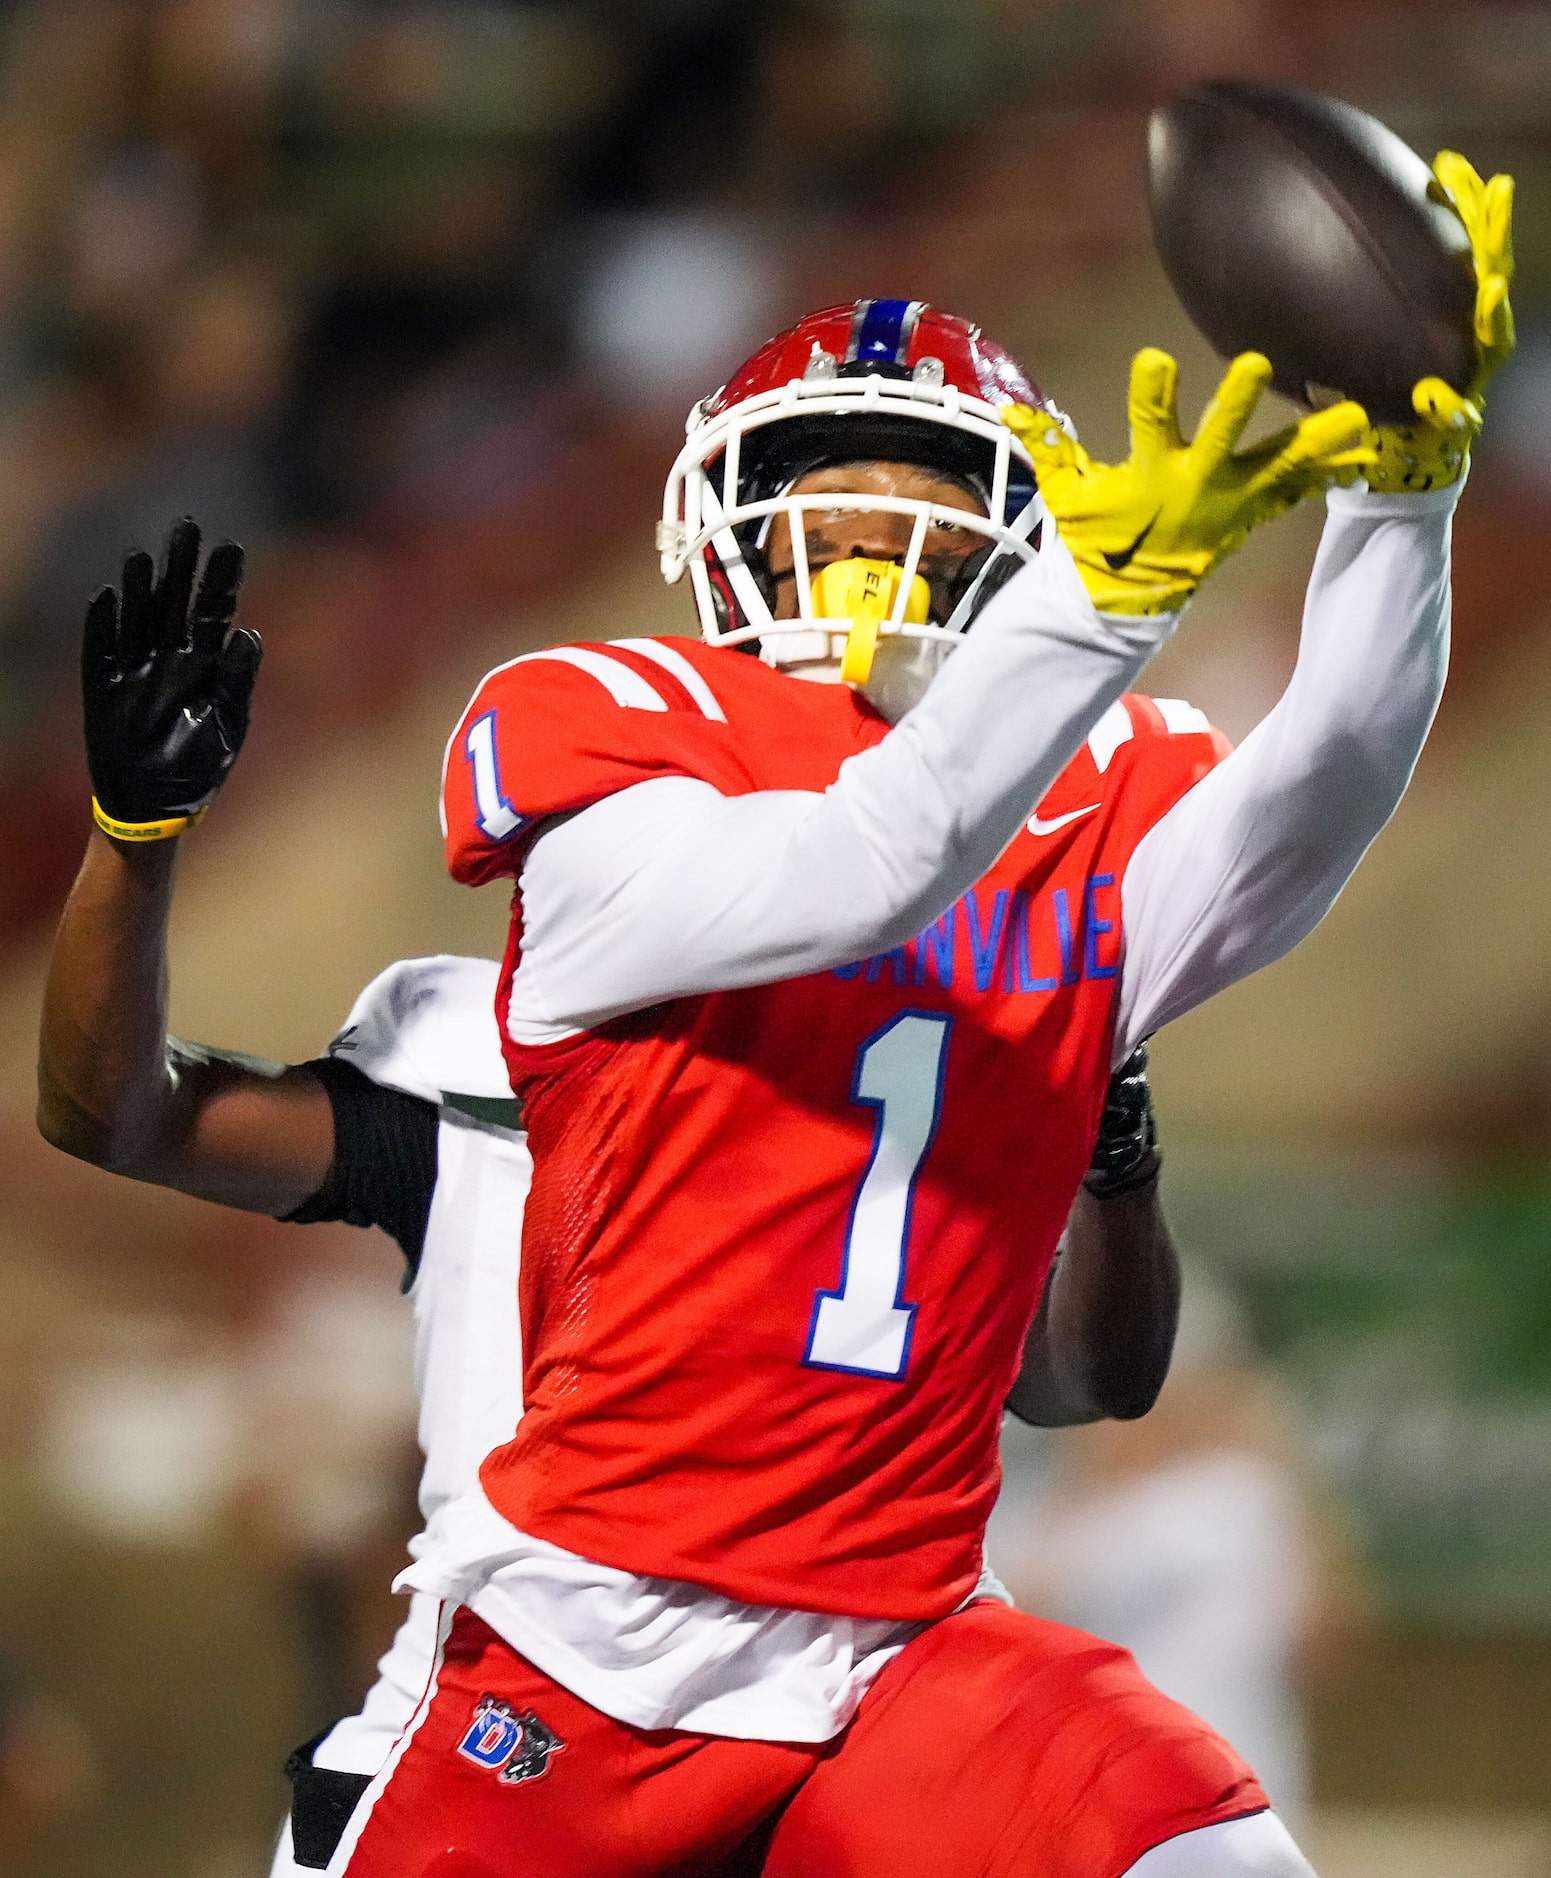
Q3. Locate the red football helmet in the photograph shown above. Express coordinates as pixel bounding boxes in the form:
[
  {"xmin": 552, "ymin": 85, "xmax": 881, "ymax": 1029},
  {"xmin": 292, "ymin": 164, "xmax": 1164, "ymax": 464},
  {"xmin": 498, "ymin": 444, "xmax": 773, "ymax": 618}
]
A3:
[{"xmin": 658, "ymin": 299, "xmax": 1055, "ymax": 663}]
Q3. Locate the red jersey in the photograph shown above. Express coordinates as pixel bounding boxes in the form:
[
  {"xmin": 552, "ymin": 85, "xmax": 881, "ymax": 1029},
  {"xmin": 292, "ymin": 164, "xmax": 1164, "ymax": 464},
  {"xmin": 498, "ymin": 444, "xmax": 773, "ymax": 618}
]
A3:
[{"xmin": 444, "ymin": 637, "xmax": 1227, "ymax": 1622}]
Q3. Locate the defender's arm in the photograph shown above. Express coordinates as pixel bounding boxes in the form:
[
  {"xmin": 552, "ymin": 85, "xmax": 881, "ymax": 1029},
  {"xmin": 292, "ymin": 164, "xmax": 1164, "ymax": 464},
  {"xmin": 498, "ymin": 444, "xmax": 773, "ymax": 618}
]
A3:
[
  {"xmin": 1008, "ymin": 1047, "xmax": 1178, "ymax": 1426},
  {"xmin": 38, "ymin": 829, "xmax": 334, "ymax": 1215},
  {"xmin": 37, "ymin": 519, "xmax": 333, "ymax": 1216},
  {"xmin": 1007, "ymin": 1184, "xmax": 1177, "ymax": 1426}
]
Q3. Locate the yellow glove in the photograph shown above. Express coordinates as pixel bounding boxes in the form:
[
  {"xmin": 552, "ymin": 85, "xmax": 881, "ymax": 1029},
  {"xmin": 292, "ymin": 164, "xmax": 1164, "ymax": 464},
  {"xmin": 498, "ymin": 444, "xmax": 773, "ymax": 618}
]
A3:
[
  {"xmin": 1005, "ymin": 350, "xmax": 1371, "ymax": 615},
  {"xmin": 1363, "ymin": 151, "xmax": 1514, "ymax": 493}
]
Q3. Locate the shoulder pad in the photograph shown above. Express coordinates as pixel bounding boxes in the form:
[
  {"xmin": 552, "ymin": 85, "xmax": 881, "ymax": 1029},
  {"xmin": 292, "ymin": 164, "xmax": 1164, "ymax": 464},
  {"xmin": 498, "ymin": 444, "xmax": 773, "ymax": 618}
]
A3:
[
  {"xmin": 324, "ymin": 956, "xmax": 507, "ymax": 1103},
  {"xmin": 1033, "ymin": 694, "xmax": 1231, "ymax": 823},
  {"xmin": 1092, "ymin": 695, "xmax": 1231, "ymax": 770}
]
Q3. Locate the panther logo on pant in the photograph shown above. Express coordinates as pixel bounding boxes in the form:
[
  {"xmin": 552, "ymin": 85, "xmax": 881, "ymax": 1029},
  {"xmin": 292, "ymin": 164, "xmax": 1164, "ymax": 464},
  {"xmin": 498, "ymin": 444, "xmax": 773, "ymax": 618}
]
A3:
[{"xmin": 455, "ymin": 1695, "xmax": 565, "ymax": 1785}]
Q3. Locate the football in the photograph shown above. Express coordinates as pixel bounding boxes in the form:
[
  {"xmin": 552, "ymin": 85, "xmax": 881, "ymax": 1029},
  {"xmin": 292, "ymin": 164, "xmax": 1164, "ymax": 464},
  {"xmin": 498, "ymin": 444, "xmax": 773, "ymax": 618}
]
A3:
[{"xmin": 1147, "ymin": 79, "xmax": 1478, "ymax": 424}]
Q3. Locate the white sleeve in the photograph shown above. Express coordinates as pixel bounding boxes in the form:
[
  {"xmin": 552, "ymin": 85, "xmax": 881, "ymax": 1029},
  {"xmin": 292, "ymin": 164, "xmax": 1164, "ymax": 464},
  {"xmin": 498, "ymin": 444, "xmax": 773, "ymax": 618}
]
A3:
[
  {"xmin": 509, "ymin": 529, "xmax": 1178, "ymax": 1041},
  {"xmin": 1113, "ymin": 478, "xmax": 1458, "ymax": 1061}
]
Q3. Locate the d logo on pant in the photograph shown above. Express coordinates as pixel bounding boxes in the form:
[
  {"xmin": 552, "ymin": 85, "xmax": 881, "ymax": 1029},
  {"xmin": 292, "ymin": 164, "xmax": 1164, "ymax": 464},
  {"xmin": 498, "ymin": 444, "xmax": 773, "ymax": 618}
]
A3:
[{"xmin": 456, "ymin": 1696, "xmax": 565, "ymax": 1785}]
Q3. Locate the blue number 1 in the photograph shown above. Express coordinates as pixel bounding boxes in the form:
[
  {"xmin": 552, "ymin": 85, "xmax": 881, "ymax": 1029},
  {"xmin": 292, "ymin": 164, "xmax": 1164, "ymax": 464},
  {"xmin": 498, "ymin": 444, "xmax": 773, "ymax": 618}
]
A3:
[{"xmin": 805, "ymin": 1012, "xmax": 952, "ymax": 1380}]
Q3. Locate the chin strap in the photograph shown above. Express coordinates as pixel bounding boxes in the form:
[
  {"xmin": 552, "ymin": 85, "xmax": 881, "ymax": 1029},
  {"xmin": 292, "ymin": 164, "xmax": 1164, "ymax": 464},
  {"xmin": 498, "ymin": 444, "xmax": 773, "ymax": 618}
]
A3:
[{"xmin": 808, "ymin": 558, "xmax": 931, "ymax": 685}]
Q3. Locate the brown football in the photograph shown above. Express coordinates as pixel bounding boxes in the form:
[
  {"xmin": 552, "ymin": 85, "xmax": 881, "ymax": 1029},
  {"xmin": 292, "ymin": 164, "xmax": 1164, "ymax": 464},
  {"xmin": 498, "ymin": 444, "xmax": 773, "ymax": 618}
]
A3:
[{"xmin": 1147, "ymin": 79, "xmax": 1478, "ymax": 425}]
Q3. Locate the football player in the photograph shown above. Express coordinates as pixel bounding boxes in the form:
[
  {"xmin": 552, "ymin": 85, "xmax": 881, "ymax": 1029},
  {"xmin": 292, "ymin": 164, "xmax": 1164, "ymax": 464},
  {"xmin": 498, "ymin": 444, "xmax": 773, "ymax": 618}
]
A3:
[
  {"xmin": 382, "ymin": 164, "xmax": 1506, "ymax": 1876},
  {"xmin": 37, "ymin": 527, "xmax": 1180, "ymax": 1875}
]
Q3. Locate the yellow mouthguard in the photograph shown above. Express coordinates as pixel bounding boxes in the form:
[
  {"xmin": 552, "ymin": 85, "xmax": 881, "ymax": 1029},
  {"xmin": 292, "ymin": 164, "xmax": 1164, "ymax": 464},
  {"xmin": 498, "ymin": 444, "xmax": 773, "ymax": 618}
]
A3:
[{"xmin": 810, "ymin": 558, "xmax": 931, "ymax": 685}]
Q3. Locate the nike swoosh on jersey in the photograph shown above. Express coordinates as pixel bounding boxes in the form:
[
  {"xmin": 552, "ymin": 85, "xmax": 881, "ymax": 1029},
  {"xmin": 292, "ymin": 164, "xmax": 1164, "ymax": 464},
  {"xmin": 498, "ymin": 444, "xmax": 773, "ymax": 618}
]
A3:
[
  {"xmin": 1027, "ymin": 804, "xmax": 1101, "ymax": 836},
  {"xmin": 1102, "ymin": 511, "xmax": 1161, "ymax": 572}
]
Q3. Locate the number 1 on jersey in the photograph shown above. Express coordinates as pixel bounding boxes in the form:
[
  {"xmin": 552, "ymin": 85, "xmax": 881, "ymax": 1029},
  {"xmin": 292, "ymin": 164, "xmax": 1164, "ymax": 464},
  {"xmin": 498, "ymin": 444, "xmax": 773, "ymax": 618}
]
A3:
[
  {"xmin": 805, "ymin": 1012, "xmax": 952, "ymax": 1380},
  {"xmin": 465, "ymin": 710, "xmax": 524, "ymax": 840}
]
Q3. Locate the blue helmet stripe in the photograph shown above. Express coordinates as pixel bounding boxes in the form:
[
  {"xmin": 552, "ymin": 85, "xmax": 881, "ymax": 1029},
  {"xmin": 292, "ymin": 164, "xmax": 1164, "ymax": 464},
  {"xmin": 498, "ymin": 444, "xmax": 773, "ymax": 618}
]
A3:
[{"xmin": 846, "ymin": 299, "xmax": 923, "ymax": 368}]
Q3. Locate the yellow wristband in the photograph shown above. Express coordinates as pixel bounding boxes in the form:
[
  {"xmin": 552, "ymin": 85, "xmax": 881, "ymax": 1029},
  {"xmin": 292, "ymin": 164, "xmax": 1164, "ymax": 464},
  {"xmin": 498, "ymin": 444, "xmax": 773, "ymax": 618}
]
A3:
[{"xmin": 91, "ymin": 797, "xmax": 205, "ymax": 843}]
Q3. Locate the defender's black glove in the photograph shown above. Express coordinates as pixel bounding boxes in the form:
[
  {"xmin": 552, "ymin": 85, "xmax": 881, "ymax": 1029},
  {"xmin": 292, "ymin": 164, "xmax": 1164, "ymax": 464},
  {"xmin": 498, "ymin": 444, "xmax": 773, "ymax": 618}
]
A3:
[
  {"xmin": 83, "ymin": 518, "xmax": 261, "ymax": 838},
  {"xmin": 1083, "ymin": 1043, "xmax": 1160, "ymax": 1198}
]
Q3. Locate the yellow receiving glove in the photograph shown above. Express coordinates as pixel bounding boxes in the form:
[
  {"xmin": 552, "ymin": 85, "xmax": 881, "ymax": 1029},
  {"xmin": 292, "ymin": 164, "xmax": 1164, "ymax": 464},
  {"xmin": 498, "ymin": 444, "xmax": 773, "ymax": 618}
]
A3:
[
  {"xmin": 1363, "ymin": 150, "xmax": 1515, "ymax": 493},
  {"xmin": 1004, "ymin": 350, "xmax": 1371, "ymax": 615}
]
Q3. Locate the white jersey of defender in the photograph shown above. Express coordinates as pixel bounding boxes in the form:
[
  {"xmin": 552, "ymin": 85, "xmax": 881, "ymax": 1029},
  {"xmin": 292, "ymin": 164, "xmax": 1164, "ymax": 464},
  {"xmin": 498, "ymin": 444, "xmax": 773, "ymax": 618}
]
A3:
[{"xmin": 272, "ymin": 955, "xmax": 529, "ymax": 1872}]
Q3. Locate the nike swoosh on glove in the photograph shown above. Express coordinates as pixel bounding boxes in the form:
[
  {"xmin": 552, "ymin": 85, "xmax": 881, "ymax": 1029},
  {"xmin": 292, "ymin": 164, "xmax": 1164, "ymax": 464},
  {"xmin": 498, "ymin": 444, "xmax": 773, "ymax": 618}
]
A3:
[{"xmin": 1004, "ymin": 350, "xmax": 1372, "ymax": 615}]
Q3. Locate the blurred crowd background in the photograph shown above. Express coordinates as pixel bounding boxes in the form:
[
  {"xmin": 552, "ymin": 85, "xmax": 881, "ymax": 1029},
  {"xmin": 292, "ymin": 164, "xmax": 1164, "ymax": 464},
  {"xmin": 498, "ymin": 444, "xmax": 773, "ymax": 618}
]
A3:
[{"xmin": 0, "ymin": 0, "xmax": 1547, "ymax": 1873}]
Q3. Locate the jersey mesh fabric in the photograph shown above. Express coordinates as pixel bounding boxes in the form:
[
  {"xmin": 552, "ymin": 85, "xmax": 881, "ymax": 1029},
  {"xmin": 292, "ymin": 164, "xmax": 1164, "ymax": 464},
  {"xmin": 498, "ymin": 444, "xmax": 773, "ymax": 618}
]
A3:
[{"xmin": 445, "ymin": 639, "xmax": 1226, "ymax": 1623}]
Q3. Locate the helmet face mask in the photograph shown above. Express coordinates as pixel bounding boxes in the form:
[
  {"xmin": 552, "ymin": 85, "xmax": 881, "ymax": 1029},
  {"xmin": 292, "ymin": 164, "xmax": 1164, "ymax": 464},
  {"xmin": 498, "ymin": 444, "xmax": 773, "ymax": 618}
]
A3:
[
  {"xmin": 757, "ymin": 459, "xmax": 992, "ymax": 630},
  {"xmin": 659, "ymin": 301, "xmax": 1051, "ymax": 672}
]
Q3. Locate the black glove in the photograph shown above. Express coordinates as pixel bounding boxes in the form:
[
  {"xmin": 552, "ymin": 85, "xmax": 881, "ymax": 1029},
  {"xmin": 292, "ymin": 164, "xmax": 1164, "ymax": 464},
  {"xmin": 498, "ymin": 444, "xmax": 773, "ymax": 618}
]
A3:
[
  {"xmin": 1083, "ymin": 1043, "xmax": 1160, "ymax": 1198},
  {"xmin": 82, "ymin": 518, "xmax": 261, "ymax": 832}
]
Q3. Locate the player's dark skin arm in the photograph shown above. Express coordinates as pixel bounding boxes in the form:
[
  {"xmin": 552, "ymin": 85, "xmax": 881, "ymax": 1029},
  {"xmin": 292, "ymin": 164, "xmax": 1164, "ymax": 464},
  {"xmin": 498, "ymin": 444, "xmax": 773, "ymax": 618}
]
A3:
[
  {"xmin": 36, "ymin": 518, "xmax": 333, "ymax": 1216},
  {"xmin": 1007, "ymin": 1046, "xmax": 1178, "ymax": 1425},
  {"xmin": 37, "ymin": 829, "xmax": 333, "ymax": 1214},
  {"xmin": 1006, "ymin": 1175, "xmax": 1178, "ymax": 1426}
]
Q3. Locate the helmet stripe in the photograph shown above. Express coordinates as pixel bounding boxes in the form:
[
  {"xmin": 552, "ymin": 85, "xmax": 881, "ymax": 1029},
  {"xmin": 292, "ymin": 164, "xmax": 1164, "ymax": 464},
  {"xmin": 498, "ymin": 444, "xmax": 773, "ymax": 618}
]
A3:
[{"xmin": 845, "ymin": 299, "xmax": 924, "ymax": 368}]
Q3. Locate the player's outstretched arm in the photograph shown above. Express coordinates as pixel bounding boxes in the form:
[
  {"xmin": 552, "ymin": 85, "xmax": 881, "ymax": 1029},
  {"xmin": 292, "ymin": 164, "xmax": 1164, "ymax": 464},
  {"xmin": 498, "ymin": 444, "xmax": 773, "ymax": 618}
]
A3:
[
  {"xmin": 37, "ymin": 521, "xmax": 334, "ymax": 1216},
  {"xmin": 458, "ymin": 356, "xmax": 1364, "ymax": 1038},
  {"xmin": 1110, "ymin": 152, "xmax": 1514, "ymax": 1058},
  {"xmin": 1112, "ymin": 468, "xmax": 1454, "ymax": 1057},
  {"xmin": 1007, "ymin": 1049, "xmax": 1178, "ymax": 1426}
]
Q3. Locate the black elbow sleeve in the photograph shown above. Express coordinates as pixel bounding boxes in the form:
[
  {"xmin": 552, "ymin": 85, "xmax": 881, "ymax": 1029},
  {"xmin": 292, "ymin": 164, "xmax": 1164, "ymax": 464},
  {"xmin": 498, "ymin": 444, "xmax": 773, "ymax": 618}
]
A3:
[{"xmin": 284, "ymin": 1058, "xmax": 438, "ymax": 1282}]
